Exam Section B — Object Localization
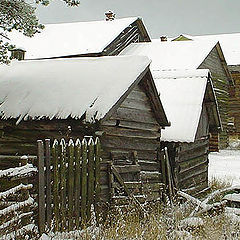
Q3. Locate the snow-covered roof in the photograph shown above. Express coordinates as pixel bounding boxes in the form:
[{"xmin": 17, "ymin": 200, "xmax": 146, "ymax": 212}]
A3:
[
  {"xmin": 8, "ymin": 17, "xmax": 139, "ymax": 59},
  {"xmin": 0, "ymin": 56, "xmax": 151, "ymax": 123},
  {"xmin": 153, "ymin": 69, "xmax": 210, "ymax": 142},
  {"xmin": 120, "ymin": 40, "xmax": 217, "ymax": 71},
  {"xmin": 172, "ymin": 33, "xmax": 240, "ymax": 66}
]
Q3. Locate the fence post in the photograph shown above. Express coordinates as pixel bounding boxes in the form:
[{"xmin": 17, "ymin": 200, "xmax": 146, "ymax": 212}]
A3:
[
  {"xmin": 68, "ymin": 139, "xmax": 75, "ymax": 231},
  {"xmin": 60, "ymin": 139, "xmax": 67, "ymax": 230},
  {"xmin": 87, "ymin": 138, "xmax": 95, "ymax": 221},
  {"xmin": 37, "ymin": 140, "xmax": 45, "ymax": 235},
  {"xmin": 75, "ymin": 139, "xmax": 82, "ymax": 229},
  {"xmin": 95, "ymin": 137, "xmax": 101, "ymax": 222},
  {"xmin": 52, "ymin": 140, "xmax": 60, "ymax": 232},
  {"xmin": 81, "ymin": 138, "xmax": 88, "ymax": 226},
  {"xmin": 45, "ymin": 139, "xmax": 52, "ymax": 230}
]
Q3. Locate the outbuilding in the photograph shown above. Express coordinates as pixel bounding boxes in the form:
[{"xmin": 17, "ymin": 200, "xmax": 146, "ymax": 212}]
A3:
[
  {"xmin": 9, "ymin": 15, "xmax": 150, "ymax": 60},
  {"xmin": 153, "ymin": 69, "xmax": 221, "ymax": 194},
  {"xmin": 0, "ymin": 55, "xmax": 169, "ymax": 202},
  {"xmin": 120, "ymin": 40, "xmax": 232, "ymax": 151}
]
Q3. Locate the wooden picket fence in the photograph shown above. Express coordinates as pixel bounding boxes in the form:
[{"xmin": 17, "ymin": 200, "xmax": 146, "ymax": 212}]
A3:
[
  {"xmin": 0, "ymin": 156, "xmax": 38, "ymax": 239},
  {"xmin": 37, "ymin": 137, "xmax": 101, "ymax": 234}
]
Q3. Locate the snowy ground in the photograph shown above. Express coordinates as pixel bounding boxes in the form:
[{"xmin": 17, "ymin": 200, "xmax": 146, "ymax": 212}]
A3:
[{"xmin": 209, "ymin": 150, "xmax": 240, "ymax": 185}]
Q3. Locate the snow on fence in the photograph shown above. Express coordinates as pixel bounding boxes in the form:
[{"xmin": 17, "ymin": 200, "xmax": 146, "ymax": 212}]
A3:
[
  {"xmin": 37, "ymin": 137, "xmax": 101, "ymax": 234},
  {"xmin": 0, "ymin": 156, "xmax": 38, "ymax": 239}
]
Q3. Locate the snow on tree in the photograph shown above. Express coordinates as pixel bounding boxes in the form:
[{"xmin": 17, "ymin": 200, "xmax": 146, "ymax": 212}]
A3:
[{"xmin": 0, "ymin": 0, "xmax": 80, "ymax": 64}]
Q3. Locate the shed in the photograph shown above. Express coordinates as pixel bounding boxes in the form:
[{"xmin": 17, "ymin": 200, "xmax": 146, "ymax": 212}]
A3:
[
  {"xmin": 120, "ymin": 40, "xmax": 232, "ymax": 150},
  {"xmin": 0, "ymin": 55, "xmax": 169, "ymax": 202},
  {"xmin": 8, "ymin": 17, "xmax": 150, "ymax": 60},
  {"xmin": 172, "ymin": 33, "xmax": 240, "ymax": 141},
  {"xmin": 153, "ymin": 69, "xmax": 221, "ymax": 194}
]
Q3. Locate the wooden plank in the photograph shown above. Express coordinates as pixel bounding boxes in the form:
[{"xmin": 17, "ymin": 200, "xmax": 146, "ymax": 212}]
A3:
[
  {"xmin": 68, "ymin": 139, "xmax": 75, "ymax": 231},
  {"xmin": 102, "ymin": 126, "xmax": 160, "ymax": 139},
  {"xmin": 111, "ymin": 165, "xmax": 131, "ymax": 196},
  {"xmin": 102, "ymin": 119, "xmax": 160, "ymax": 132},
  {"xmin": 81, "ymin": 138, "xmax": 87, "ymax": 225},
  {"xmin": 94, "ymin": 137, "xmax": 101, "ymax": 222},
  {"xmin": 101, "ymin": 135, "xmax": 159, "ymax": 152},
  {"xmin": 52, "ymin": 139, "xmax": 60, "ymax": 232},
  {"xmin": 37, "ymin": 140, "xmax": 45, "ymax": 235},
  {"xmin": 59, "ymin": 139, "xmax": 67, "ymax": 231},
  {"xmin": 87, "ymin": 138, "xmax": 95, "ymax": 221},
  {"xmin": 45, "ymin": 139, "xmax": 52, "ymax": 230},
  {"xmin": 111, "ymin": 107, "xmax": 157, "ymax": 124},
  {"xmin": 74, "ymin": 139, "xmax": 81, "ymax": 229},
  {"xmin": 113, "ymin": 165, "xmax": 141, "ymax": 174},
  {"xmin": 141, "ymin": 171, "xmax": 162, "ymax": 182}
]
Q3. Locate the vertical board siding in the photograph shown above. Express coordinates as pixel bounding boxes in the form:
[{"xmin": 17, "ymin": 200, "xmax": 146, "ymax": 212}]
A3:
[{"xmin": 37, "ymin": 137, "xmax": 101, "ymax": 234}]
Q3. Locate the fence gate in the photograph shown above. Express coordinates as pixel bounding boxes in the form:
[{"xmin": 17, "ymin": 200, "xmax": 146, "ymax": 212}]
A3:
[{"xmin": 37, "ymin": 137, "xmax": 101, "ymax": 234}]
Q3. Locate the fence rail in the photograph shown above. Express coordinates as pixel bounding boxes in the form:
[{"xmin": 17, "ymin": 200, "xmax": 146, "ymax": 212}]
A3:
[{"xmin": 38, "ymin": 137, "xmax": 101, "ymax": 234}]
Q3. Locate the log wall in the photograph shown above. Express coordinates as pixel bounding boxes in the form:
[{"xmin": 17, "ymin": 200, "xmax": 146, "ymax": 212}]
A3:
[
  {"xmin": 198, "ymin": 47, "xmax": 230, "ymax": 149},
  {"xmin": 100, "ymin": 83, "xmax": 163, "ymax": 202},
  {"xmin": 228, "ymin": 65, "xmax": 240, "ymax": 137}
]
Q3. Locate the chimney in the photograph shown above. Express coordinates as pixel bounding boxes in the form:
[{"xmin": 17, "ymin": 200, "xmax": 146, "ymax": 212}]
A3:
[
  {"xmin": 160, "ymin": 36, "xmax": 167, "ymax": 42},
  {"xmin": 105, "ymin": 10, "xmax": 115, "ymax": 21},
  {"xmin": 10, "ymin": 48, "xmax": 26, "ymax": 60}
]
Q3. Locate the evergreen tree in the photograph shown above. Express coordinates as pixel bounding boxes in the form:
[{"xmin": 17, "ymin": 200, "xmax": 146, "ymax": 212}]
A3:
[{"xmin": 0, "ymin": 0, "xmax": 80, "ymax": 64}]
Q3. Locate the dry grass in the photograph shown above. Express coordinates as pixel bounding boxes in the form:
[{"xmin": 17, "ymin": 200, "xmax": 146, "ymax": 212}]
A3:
[{"xmin": 38, "ymin": 178, "xmax": 240, "ymax": 239}]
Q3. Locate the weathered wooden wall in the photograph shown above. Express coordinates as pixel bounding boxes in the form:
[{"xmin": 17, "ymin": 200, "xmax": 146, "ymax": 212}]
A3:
[
  {"xmin": 198, "ymin": 46, "xmax": 230, "ymax": 149},
  {"xmin": 228, "ymin": 65, "xmax": 240, "ymax": 137},
  {"xmin": 162, "ymin": 104, "xmax": 210, "ymax": 195},
  {"xmin": 100, "ymin": 82, "xmax": 163, "ymax": 202},
  {"xmin": 0, "ymin": 119, "xmax": 99, "ymax": 157},
  {"xmin": 103, "ymin": 19, "xmax": 150, "ymax": 56}
]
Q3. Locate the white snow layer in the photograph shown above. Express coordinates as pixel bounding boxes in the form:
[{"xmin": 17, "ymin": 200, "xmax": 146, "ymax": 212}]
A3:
[
  {"xmin": 8, "ymin": 17, "xmax": 138, "ymax": 59},
  {"xmin": 153, "ymin": 69, "xmax": 209, "ymax": 142},
  {"xmin": 173, "ymin": 33, "xmax": 240, "ymax": 65},
  {"xmin": 120, "ymin": 40, "xmax": 217, "ymax": 71},
  {"xmin": 0, "ymin": 56, "xmax": 151, "ymax": 123},
  {"xmin": 209, "ymin": 150, "xmax": 240, "ymax": 185}
]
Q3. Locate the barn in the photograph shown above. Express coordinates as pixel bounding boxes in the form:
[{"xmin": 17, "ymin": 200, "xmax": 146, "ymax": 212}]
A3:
[
  {"xmin": 0, "ymin": 55, "xmax": 170, "ymax": 202},
  {"xmin": 172, "ymin": 33, "xmax": 240, "ymax": 142},
  {"xmin": 153, "ymin": 69, "xmax": 221, "ymax": 195},
  {"xmin": 9, "ymin": 15, "xmax": 150, "ymax": 60},
  {"xmin": 120, "ymin": 40, "xmax": 232, "ymax": 151}
]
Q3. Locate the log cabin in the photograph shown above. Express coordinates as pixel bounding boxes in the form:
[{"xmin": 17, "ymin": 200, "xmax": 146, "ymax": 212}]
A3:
[
  {"xmin": 172, "ymin": 33, "xmax": 240, "ymax": 143},
  {"xmin": 0, "ymin": 55, "xmax": 170, "ymax": 202},
  {"xmin": 120, "ymin": 40, "xmax": 232, "ymax": 151},
  {"xmin": 8, "ymin": 14, "xmax": 150, "ymax": 61},
  {"xmin": 153, "ymin": 69, "xmax": 221, "ymax": 195}
]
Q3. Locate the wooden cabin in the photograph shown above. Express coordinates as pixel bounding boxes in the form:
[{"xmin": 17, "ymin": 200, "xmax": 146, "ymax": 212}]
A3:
[
  {"xmin": 0, "ymin": 55, "xmax": 170, "ymax": 203},
  {"xmin": 120, "ymin": 40, "xmax": 232, "ymax": 151},
  {"xmin": 8, "ymin": 16, "xmax": 150, "ymax": 60},
  {"xmin": 153, "ymin": 69, "xmax": 221, "ymax": 195},
  {"xmin": 172, "ymin": 33, "xmax": 240, "ymax": 142}
]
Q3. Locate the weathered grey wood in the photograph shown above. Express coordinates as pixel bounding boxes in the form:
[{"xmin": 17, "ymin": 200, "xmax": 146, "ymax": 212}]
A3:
[
  {"xmin": 52, "ymin": 139, "xmax": 60, "ymax": 232},
  {"xmin": 94, "ymin": 137, "xmax": 101, "ymax": 222},
  {"xmin": 165, "ymin": 148, "xmax": 174, "ymax": 201},
  {"xmin": 59, "ymin": 139, "xmax": 67, "ymax": 230},
  {"xmin": 45, "ymin": 139, "xmax": 52, "ymax": 229},
  {"xmin": 37, "ymin": 140, "xmax": 45, "ymax": 235},
  {"xmin": 81, "ymin": 138, "xmax": 87, "ymax": 225},
  {"xmin": 68, "ymin": 139, "xmax": 75, "ymax": 230},
  {"xmin": 113, "ymin": 165, "xmax": 141, "ymax": 174},
  {"xmin": 74, "ymin": 139, "xmax": 81, "ymax": 229},
  {"xmin": 87, "ymin": 138, "xmax": 95, "ymax": 221},
  {"xmin": 112, "ymin": 107, "xmax": 157, "ymax": 124}
]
